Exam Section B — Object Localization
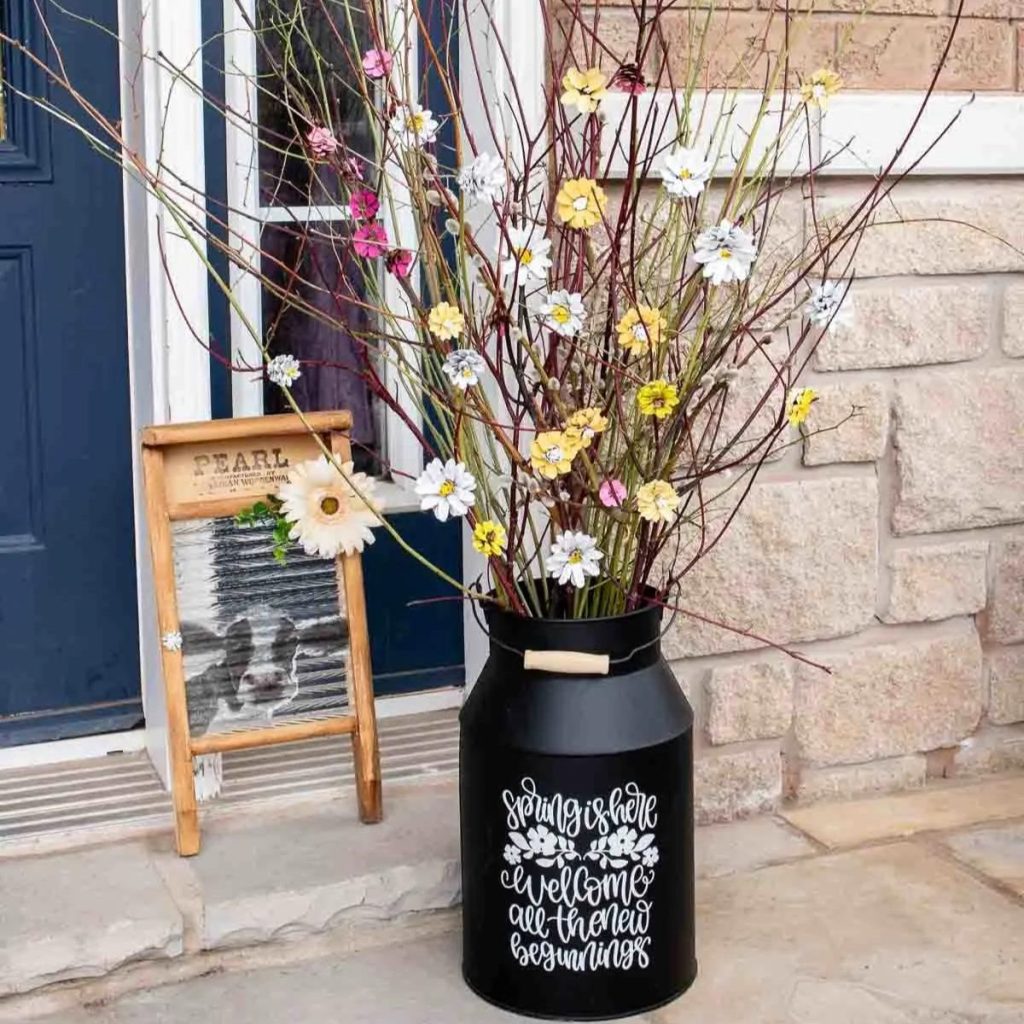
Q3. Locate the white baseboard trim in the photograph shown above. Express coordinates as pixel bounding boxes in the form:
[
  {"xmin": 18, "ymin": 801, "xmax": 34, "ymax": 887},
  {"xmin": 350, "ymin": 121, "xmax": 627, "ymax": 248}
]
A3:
[
  {"xmin": 375, "ymin": 687, "xmax": 464, "ymax": 719},
  {"xmin": 0, "ymin": 729, "xmax": 147, "ymax": 771}
]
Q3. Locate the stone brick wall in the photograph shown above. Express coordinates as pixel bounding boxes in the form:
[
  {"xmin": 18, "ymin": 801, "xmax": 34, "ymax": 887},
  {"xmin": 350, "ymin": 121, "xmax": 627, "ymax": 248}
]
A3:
[
  {"xmin": 568, "ymin": 0, "xmax": 1024, "ymax": 91},
  {"xmin": 560, "ymin": 3, "xmax": 1024, "ymax": 819},
  {"xmin": 664, "ymin": 177, "xmax": 1024, "ymax": 821}
]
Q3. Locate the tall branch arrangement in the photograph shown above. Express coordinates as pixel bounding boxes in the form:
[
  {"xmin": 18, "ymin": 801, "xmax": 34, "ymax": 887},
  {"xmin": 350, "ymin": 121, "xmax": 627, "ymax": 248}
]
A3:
[{"xmin": 8, "ymin": 0, "xmax": 965, "ymax": 624}]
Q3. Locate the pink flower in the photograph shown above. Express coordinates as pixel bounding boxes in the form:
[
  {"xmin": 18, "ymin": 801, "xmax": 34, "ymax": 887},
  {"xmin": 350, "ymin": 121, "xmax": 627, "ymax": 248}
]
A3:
[
  {"xmin": 306, "ymin": 125, "xmax": 338, "ymax": 161},
  {"xmin": 341, "ymin": 156, "xmax": 364, "ymax": 181},
  {"xmin": 386, "ymin": 248, "xmax": 415, "ymax": 278},
  {"xmin": 599, "ymin": 479, "xmax": 627, "ymax": 508},
  {"xmin": 349, "ymin": 189, "xmax": 380, "ymax": 221},
  {"xmin": 353, "ymin": 222, "xmax": 389, "ymax": 259},
  {"xmin": 362, "ymin": 49, "xmax": 393, "ymax": 80}
]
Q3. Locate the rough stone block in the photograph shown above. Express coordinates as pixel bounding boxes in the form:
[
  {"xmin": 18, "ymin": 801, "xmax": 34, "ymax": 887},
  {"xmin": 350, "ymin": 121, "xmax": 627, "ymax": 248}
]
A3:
[
  {"xmin": 884, "ymin": 541, "xmax": 989, "ymax": 624},
  {"xmin": 801, "ymin": 380, "xmax": 888, "ymax": 465},
  {"xmin": 835, "ymin": 16, "xmax": 1014, "ymax": 90},
  {"xmin": 661, "ymin": 10, "xmax": 835, "ymax": 89},
  {"xmin": 694, "ymin": 747, "xmax": 782, "ymax": 824},
  {"xmin": 662, "ymin": 477, "xmax": 878, "ymax": 657},
  {"xmin": 794, "ymin": 625, "xmax": 984, "ymax": 766},
  {"xmin": 955, "ymin": 725, "xmax": 1024, "ymax": 776},
  {"xmin": 705, "ymin": 660, "xmax": 793, "ymax": 745},
  {"xmin": 0, "ymin": 843, "xmax": 183, "ymax": 996},
  {"xmin": 958, "ymin": 0, "xmax": 1024, "ymax": 16},
  {"xmin": 551, "ymin": 10, "xmax": 646, "ymax": 77},
  {"xmin": 986, "ymin": 539, "xmax": 1024, "ymax": 644},
  {"xmin": 989, "ymin": 646, "xmax": 1024, "ymax": 725},
  {"xmin": 820, "ymin": 181, "xmax": 1024, "ymax": 277},
  {"xmin": 892, "ymin": 369, "xmax": 1024, "ymax": 534},
  {"xmin": 694, "ymin": 346, "xmax": 787, "ymax": 467},
  {"xmin": 814, "ymin": 282, "xmax": 990, "ymax": 370},
  {"xmin": 1002, "ymin": 280, "xmax": 1024, "ymax": 358},
  {"xmin": 796, "ymin": 754, "xmax": 927, "ymax": 804}
]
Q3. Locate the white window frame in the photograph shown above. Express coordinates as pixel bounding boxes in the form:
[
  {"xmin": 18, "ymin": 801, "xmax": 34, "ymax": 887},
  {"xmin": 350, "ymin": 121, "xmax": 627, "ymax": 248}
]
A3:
[{"xmin": 222, "ymin": 0, "xmax": 422, "ymax": 509}]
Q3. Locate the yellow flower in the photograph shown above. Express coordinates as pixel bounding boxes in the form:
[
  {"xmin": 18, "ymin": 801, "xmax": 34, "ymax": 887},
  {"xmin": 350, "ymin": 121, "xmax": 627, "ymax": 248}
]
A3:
[
  {"xmin": 637, "ymin": 379, "xmax": 680, "ymax": 419},
  {"xmin": 472, "ymin": 519, "xmax": 508, "ymax": 557},
  {"xmin": 560, "ymin": 67, "xmax": 608, "ymax": 115},
  {"xmin": 555, "ymin": 178, "xmax": 607, "ymax": 230},
  {"xmin": 800, "ymin": 68, "xmax": 842, "ymax": 111},
  {"xmin": 616, "ymin": 305, "xmax": 668, "ymax": 353},
  {"xmin": 427, "ymin": 302, "xmax": 465, "ymax": 341},
  {"xmin": 636, "ymin": 480, "xmax": 680, "ymax": 524},
  {"xmin": 530, "ymin": 430, "xmax": 581, "ymax": 479},
  {"xmin": 786, "ymin": 387, "xmax": 818, "ymax": 427},
  {"xmin": 565, "ymin": 407, "xmax": 608, "ymax": 447}
]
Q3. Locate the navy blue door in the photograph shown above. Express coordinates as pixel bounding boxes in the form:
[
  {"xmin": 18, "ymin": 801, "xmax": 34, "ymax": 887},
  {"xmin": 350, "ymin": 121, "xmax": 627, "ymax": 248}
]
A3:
[{"xmin": 0, "ymin": 0, "xmax": 140, "ymax": 745}]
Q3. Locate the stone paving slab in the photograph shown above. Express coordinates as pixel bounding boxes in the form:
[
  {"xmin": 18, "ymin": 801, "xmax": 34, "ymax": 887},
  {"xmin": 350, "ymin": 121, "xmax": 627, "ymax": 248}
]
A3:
[
  {"xmin": 29, "ymin": 840, "xmax": 1024, "ymax": 1024},
  {"xmin": 0, "ymin": 843, "xmax": 183, "ymax": 998},
  {"xmin": 32, "ymin": 931, "xmax": 655, "ymax": 1024},
  {"xmin": 154, "ymin": 781, "xmax": 461, "ymax": 950},
  {"xmin": 653, "ymin": 842, "xmax": 1024, "ymax": 1024},
  {"xmin": 695, "ymin": 817, "xmax": 817, "ymax": 878},
  {"xmin": 782, "ymin": 775, "xmax": 1024, "ymax": 848},
  {"xmin": 943, "ymin": 822, "xmax": 1024, "ymax": 897}
]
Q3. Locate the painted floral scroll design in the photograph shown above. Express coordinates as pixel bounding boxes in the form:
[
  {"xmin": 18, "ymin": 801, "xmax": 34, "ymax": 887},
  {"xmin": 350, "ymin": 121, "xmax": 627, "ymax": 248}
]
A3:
[{"xmin": 503, "ymin": 824, "xmax": 659, "ymax": 870}]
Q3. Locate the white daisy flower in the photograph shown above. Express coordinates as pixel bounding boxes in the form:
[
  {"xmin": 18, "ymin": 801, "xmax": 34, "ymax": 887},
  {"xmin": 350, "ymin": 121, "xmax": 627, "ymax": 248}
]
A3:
[
  {"xmin": 442, "ymin": 348, "xmax": 487, "ymax": 390},
  {"xmin": 161, "ymin": 631, "xmax": 183, "ymax": 652},
  {"xmin": 659, "ymin": 147, "xmax": 713, "ymax": 200},
  {"xmin": 693, "ymin": 221, "xmax": 758, "ymax": 286},
  {"xmin": 548, "ymin": 530, "xmax": 603, "ymax": 588},
  {"xmin": 500, "ymin": 225, "xmax": 552, "ymax": 283},
  {"xmin": 503, "ymin": 843, "xmax": 522, "ymax": 865},
  {"xmin": 415, "ymin": 458, "xmax": 477, "ymax": 521},
  {"xmin": 805, "ymin": 280, "xmax": 854, "ymax": 333},
  {"xmin": 458, "ymin": 152, "xmax": 506, "ymax": 205},
  {"xmin": 266, "ymin": 353, "xmax": 301, "ymax": 388},
  {"xmin": 642, "ymin": 846, "xmax": 660, "ymax": 867},
  {"xmin": 539, "ymin": 290, "xmax": 586, "ymax": 337},
  {"xmin": 390, "ymin": 103, "xmax": 439, "ymax": 147},
  {"xmin": 277, "ymin": 458, "xmax": 379, "ymax": 558}
]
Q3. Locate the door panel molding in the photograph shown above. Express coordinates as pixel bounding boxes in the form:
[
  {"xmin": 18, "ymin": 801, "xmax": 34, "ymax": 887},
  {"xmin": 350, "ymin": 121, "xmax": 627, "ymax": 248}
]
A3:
[
  {"xmin": 0, "ymin": 245, "xmax": 43, "ymax": 547},
  {"xmin": 0, "ymin": 0, "xmax": 53, "ymax": 181}
]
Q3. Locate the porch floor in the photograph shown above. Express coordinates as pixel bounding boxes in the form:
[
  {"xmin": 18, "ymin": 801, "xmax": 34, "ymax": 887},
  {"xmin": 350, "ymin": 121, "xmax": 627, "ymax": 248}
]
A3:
[{"xmin": 3, "ymin": 772, "xmax": 1024, "ymax": 1022}]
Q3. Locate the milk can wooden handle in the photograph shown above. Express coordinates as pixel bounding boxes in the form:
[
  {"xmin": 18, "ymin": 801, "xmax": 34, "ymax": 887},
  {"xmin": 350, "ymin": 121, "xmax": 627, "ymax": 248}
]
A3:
[{"xmin": 523, "ymin": 650, "xmax": 611, "ymax": 675}]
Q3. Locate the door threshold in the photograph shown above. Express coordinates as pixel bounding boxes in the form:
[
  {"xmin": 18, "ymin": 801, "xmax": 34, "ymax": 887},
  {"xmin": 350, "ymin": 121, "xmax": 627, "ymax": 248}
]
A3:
[{"xmin": 0, "ymin": 729, "xmax": 147, "ymax": 772}]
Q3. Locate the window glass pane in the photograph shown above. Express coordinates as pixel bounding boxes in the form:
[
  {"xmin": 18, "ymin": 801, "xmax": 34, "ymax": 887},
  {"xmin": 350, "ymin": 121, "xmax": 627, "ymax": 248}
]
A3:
[
  {"xmin": 261, "ymin": 220, "xmax": 382, "ymax": 476},
  {"xmin": 255, "ymin": 0, "xmax": 372, "ymax": 207}
]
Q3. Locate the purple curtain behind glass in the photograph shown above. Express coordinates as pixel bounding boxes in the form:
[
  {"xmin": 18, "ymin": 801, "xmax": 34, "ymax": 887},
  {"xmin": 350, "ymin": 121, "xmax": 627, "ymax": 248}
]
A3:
[{"xmin": 262, "ymin": 225, "xmax": 379, "ymax": 472}]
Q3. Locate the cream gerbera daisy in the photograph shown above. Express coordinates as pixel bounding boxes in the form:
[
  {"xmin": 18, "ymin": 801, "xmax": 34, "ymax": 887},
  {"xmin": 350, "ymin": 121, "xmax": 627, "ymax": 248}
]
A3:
[{"xmin": 277, "ymin": 458, "xmax": 379, "ymax": 558}]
